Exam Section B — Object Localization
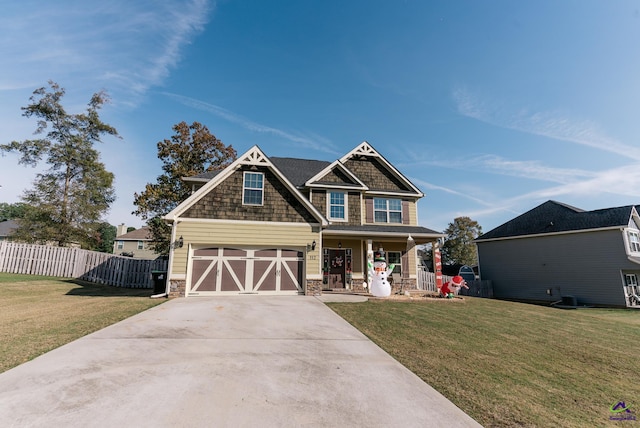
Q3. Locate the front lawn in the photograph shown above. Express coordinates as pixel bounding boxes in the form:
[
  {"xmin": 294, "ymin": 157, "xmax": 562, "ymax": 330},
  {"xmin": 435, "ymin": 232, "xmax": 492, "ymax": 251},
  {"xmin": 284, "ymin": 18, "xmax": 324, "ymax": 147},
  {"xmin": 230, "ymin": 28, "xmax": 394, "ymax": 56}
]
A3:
[
  {"xmin": 0, "ymin": 273, "xmax": 164, "ymax": 373},
  {"xmin": 328, "ymin": 297, "xmax": 640, "ymax": 427}
]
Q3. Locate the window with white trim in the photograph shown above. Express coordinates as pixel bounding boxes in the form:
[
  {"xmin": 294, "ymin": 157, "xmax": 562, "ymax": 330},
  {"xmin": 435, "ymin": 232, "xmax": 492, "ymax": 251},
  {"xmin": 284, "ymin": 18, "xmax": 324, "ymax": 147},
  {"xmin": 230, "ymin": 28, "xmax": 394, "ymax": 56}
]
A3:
[
  {"xmin": 116, "ymin": 240, "xmax": 124, "ymax": 250},
  {"xmin": 628, "ymin": 230, "xmax": 640, "ymax": 253},
  {"xmin": 328, "ymin": 191, "xmax": 346, "ymax": 221},
  {"xmin": 137, "ymin": 240, "xmax": 144, "ymax": 250},
  {"xmin": 243, "ymin": 172, "xmax": 264, "ymax": 206},
  {"xmin": 625, "ymin": 274, "xmax": 638, "ymax": 287},
  {"xmin": 374, "ymin": 198, "xmax": 402, "ymax": 223}
]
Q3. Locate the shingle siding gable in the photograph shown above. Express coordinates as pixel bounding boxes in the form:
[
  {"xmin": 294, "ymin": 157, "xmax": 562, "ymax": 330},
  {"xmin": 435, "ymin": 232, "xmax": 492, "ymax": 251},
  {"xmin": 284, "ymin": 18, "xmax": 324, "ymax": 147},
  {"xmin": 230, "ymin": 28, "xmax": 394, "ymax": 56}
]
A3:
[
  {"xmin": 343, "ymin": 157, "xmax": 409, "ymax": 192},
  {"xmin": 182, "ymin": 167, "xmax": 317, "ymax": 223}
]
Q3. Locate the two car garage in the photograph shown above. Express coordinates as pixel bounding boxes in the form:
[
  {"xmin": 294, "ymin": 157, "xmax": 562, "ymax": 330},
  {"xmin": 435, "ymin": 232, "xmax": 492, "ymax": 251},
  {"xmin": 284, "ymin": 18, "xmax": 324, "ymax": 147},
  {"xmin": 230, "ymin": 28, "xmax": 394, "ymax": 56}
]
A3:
[{"xmin": 187, "ymin": 247, "xmax": 305, "ymax": 296}]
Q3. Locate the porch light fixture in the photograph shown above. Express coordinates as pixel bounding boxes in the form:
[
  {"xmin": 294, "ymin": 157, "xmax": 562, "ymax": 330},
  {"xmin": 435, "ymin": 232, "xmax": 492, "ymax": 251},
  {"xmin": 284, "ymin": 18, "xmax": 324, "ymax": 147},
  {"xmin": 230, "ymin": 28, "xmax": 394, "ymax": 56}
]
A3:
[
  {"xmin": 177, "ymin": 236, "xmax": 184, "ymax": 248},
  {"xmin": 307, "ymin": 240, "xmax": 316, "ymax": 251}
]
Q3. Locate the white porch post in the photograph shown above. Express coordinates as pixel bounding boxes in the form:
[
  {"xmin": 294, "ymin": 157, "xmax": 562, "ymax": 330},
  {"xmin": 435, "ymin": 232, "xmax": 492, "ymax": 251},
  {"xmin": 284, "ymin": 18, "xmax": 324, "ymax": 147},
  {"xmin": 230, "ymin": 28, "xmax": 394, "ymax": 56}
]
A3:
[{"xmin": 366, "ymin": 239, "xmax": 373, "ymax": 285}]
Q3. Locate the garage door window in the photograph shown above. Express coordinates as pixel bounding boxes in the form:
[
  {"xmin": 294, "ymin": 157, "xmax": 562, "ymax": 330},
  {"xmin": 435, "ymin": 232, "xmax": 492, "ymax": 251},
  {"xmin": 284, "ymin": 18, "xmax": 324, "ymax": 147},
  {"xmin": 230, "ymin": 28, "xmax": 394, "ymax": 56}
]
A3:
[{"xmin": 243, "ymin": 172, "xmax": 264, "ymax": 206}]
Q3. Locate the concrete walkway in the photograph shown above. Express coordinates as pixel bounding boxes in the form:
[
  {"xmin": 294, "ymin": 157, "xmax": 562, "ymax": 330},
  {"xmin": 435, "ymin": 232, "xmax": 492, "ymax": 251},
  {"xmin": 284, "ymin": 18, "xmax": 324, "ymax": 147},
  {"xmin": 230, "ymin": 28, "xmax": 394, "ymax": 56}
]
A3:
[{"xmin": 0, "ymin": 296, "xmax": 481, "ymax": 427}]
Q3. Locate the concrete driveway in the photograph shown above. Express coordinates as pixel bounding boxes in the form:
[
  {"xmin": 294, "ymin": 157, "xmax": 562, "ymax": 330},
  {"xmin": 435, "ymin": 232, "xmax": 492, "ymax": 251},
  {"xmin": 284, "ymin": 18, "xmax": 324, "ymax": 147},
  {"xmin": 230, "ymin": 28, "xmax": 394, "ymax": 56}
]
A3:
[{"xmin": 0, "ymin": 296, "xmax": 481, "ymax": 427}]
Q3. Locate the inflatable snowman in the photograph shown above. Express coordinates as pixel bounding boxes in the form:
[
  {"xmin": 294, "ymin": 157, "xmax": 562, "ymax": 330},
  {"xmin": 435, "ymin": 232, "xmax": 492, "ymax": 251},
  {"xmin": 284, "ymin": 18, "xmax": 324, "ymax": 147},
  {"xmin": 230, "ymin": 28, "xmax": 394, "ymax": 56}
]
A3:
[{"xmin": 367, "ymin": 248, "xmax": 395, "ymax": 297}]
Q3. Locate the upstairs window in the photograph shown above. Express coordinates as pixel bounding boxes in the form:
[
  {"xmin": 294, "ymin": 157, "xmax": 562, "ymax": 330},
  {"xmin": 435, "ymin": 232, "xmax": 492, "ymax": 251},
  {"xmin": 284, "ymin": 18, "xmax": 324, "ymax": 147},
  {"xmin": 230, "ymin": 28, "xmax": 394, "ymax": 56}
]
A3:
[
  {"xmin": 328, "ymin": 192, "xmax": 346, "ymax": 221},
  {"xmin": 243, "ymin": 172, "xmax": 264, "ymax": 206},
  {"xmin": 374, "ymin": 198, "xmax": 402, "ymax": 223},
  {"xmin": 629, "ymin": 230, "xmax": 640, "ymax": 253},
  {"xmin": 116, "ymin": 240, "xmax": 124, "ymax": 250},
  {"xmin": 137, "ymin": 241, "xmax": 144, "ymax": 250}
]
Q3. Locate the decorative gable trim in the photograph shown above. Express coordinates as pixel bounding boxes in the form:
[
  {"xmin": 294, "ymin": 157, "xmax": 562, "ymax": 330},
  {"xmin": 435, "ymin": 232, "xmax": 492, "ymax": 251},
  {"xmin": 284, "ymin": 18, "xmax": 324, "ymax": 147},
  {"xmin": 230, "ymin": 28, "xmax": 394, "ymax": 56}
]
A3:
[
  {"xmin": 305, "ymin": 160, "xmax": 368, "ymax": 190},
  {"xmin": 340, "ymin": 141, "xmax": 424, "ymax": 197},
  {"xmin": 164, "ymin": 145, "xmax": 328, "ymax": 226},
  {"xmin": 240, "ymin": 147, "xmax": 270, "ymax": 166}
]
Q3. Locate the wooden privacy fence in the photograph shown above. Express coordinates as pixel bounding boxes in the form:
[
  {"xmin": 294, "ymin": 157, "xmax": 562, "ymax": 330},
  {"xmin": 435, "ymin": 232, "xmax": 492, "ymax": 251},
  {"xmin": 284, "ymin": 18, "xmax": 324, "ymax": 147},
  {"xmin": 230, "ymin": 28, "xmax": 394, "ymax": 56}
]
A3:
[{"xmin": 0, "ymin": 241, "xmax": 167, "ymax": 288}]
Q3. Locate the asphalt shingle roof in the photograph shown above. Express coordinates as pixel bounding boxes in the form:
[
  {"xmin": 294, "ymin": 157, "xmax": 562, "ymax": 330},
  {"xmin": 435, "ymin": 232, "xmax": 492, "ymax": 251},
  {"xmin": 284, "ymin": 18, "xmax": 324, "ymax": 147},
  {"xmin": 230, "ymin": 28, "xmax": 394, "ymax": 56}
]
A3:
[
  {"xmin": 270, "ymin": 157, "xmax": 330, "ymax": 187},
  {"xmin": 325, "ymin": 224, "xmax": 441, "ymax": 235},
  {"xmin": 117, "ymin": 227, "xmax": 152, "ymax": 240},
  {"xmin": 476, "ymin": 200, "xmax": 636, "ymax": 241}
]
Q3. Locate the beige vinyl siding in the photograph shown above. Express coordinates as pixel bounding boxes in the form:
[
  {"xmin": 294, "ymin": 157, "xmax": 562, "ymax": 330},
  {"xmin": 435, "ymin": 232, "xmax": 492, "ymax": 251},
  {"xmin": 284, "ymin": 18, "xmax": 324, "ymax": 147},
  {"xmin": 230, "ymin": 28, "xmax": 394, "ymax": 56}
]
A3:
[{"xmin": 170, "ymin": 220, "xmax": 320, "ymax": 278}]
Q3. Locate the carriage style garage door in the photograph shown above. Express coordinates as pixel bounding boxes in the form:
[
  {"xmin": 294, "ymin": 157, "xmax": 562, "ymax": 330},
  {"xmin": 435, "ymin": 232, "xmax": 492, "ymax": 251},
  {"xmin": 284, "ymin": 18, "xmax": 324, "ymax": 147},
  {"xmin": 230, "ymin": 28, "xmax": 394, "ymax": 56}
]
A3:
[{"xmin": 187, "ymin": 247, "xmax": 304, "ymax": 295}]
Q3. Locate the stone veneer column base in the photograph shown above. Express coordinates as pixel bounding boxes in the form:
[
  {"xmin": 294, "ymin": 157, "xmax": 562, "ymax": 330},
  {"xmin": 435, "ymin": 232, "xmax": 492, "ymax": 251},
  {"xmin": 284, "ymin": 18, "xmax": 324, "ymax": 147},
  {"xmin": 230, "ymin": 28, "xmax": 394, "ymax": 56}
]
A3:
[
  {"xmin": 391, "ymin": 278, "xmax": 418, "ymax": 294},
  {"xmin": 305, "ymin": 279, "xmax": 322, "ymax": 296},
  {"xmin": 169, "ymin": 279, "xmax": 186, "ymax": 298}
]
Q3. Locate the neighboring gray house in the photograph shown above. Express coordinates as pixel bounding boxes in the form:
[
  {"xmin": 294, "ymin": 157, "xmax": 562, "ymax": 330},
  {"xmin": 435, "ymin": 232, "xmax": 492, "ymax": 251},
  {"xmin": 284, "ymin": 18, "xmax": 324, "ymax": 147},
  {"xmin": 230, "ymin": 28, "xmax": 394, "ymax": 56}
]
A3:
[{"xmin": 475, "ymin": 200, "xmax": 640, "ymax": 308}]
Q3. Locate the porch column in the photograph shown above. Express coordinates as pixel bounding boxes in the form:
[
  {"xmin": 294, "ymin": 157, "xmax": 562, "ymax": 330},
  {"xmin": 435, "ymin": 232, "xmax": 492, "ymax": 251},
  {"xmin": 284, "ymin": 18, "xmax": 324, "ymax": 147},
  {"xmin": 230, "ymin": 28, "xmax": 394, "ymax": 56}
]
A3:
[{"xmin": 366, "ymin": 239, "xmax": 373, "ymax": 285}]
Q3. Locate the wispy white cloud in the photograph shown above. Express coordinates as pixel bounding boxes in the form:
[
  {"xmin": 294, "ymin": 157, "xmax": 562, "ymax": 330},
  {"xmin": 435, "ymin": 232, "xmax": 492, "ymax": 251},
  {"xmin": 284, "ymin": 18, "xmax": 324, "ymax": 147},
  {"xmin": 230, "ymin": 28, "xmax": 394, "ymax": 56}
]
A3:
[
  {"xmin": 459, "ymin": 164, "xmax": 640, "ymax": 223},
  {"xmin": 453, "ymin": 86, "xmax": 640, "ymax": 160},
  {"xmin": 400, "ymin": 153, "xmax": 595, "ymax": 185},
  {"xmin": 411, "ymin": 177, "xmax": 496, "ymax": 208},
  {"xmin": 472, "ymin": 155, "xmax": 595, "ymax": 184},
  {"xmin": 161, "ymin": 92, "xmax": 339, "ymax": 154},
  {"xmin": 0, "ymin": 0, "xmax": 211, "ymax": 105}
]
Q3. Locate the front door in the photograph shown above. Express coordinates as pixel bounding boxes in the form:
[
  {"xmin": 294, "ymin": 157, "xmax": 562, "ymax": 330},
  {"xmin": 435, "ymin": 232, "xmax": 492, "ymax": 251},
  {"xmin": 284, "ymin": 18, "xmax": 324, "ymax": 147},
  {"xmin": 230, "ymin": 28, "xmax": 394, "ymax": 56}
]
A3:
[{"xmin": 328, "ymin": 249, "xmax": 346, "ymax": 288}]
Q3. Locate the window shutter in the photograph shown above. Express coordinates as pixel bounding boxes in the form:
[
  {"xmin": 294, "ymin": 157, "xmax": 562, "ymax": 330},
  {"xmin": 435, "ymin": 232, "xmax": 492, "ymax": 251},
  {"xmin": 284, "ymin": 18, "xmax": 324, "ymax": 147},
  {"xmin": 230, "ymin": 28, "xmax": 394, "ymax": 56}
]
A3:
[
  {"xmin": 365, "ymin": 198, "xmax": 373, "ymax": 223},
  {"xmin": 402, "ymin": 200, "xmax": 410, "ymax": 224}
]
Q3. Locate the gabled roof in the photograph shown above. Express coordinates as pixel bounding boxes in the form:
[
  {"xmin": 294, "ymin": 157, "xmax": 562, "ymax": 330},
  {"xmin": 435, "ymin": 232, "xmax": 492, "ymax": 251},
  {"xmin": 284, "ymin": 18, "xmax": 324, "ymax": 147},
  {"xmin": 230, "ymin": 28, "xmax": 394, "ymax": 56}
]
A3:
[
  {"xmin": 476, "ymin": 200, "xmax": 638, "ymax": 242},
  {"xmin": 165, "ymin": 145, "xmax": 328, "ymax": 225},
  {"xmin": 340, "ymin": 141, "xmax": 424, "ymax": 197},
  {"xmin": 304, "ymin": 160, "xmax": 368, "ymax": 190},
  {"xmin": 269, "ymin": 157, "xmax": 330, "ymax": 187},
  {"xmin": 116, "ymin": 226, "xmax": 152, "ymax": 240}
]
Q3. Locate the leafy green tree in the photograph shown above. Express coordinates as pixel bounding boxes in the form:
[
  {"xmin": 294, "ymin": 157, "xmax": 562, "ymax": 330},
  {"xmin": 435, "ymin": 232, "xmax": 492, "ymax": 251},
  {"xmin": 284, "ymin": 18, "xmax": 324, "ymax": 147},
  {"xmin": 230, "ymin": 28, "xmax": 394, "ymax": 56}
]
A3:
[
  {"xmin": 0, "ymin": 202, "xmax": 30, "ymax": 221},
  {"xmin": 441, "ymin": 216, "xmax": 482, "ymax": 266},
  {"xmin": 93, "ymin": 222, "xmax": 117, "ymax": 253},
  {"xmin": 0, "ymin": 81, "xmax": 119, "ymax": 247},
  {"xmin": 133, "ymin": 121, "xmax": 237, "ymax": 254}
]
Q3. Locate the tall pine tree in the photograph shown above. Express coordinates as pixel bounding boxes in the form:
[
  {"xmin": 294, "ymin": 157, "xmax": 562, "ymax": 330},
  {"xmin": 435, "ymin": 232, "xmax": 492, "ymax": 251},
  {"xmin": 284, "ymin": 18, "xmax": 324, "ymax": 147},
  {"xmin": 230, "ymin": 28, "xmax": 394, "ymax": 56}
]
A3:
[{"xmin": 1, "ymin": 81, "xmax": 119, "ymax": 247}]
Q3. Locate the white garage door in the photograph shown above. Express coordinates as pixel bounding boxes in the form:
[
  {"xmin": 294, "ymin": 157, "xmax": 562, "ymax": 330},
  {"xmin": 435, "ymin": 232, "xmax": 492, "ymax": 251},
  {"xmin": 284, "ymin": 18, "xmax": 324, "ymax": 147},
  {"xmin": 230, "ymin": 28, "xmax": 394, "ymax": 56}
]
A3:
[{"xmin": 187, "ymin": 247, "xmax": 304, "ymax": 296}]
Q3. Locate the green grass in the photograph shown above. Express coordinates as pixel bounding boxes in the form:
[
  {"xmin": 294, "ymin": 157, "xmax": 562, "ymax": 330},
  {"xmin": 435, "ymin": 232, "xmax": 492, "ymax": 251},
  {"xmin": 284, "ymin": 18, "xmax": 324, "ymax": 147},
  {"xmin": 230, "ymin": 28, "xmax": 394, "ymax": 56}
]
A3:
[
  {"xmin": 327, "ymin": 297, "xmax": 640, "ymax": 428},
  {"xmin": 0, "ymin": 273, "xmax": 164, "ymax": 373}
]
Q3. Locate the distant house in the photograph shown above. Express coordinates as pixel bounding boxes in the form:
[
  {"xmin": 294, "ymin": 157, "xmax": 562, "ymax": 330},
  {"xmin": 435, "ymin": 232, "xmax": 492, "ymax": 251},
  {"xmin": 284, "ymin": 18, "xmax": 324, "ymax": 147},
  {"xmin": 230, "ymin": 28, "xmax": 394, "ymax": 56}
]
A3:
[
  {"xmin": 0, "ymin": 219, "xmax": 19, "ymax": 242},
  {"xmin": 113, "ymin": 225, "xmax": 158, "ymax": 259},
  {"xmin": 475, "ymin": 200, "xmax": 640, "ymax": 308}
]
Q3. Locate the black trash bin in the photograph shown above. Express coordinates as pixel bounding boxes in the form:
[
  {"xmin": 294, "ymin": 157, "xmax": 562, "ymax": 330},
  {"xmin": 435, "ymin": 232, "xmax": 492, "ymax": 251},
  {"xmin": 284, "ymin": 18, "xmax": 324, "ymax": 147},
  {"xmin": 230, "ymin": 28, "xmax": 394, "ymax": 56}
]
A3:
[{"xmin": 151, "ymin": 270, "xmax": 167, "ymax": 294}]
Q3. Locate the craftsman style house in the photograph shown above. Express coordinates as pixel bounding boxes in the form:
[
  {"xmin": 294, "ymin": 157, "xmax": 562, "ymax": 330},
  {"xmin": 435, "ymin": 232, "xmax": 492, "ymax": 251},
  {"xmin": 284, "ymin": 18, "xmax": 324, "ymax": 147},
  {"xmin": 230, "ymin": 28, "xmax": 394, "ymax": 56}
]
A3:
[
  {"xmin": 476, "ymin": 200, "xmax": 640, "ymax": 308},
  {"xmin": 163, "ymin": 142, "xmax": 442, "ymax": 297}
]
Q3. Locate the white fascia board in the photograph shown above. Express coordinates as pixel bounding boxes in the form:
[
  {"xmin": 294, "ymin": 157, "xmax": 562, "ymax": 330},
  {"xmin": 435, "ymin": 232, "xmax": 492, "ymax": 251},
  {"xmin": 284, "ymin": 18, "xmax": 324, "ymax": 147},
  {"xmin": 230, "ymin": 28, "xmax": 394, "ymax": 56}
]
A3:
[{"xmin": 176, "ymin": 217, "xmax": 324, "ymax": 228}]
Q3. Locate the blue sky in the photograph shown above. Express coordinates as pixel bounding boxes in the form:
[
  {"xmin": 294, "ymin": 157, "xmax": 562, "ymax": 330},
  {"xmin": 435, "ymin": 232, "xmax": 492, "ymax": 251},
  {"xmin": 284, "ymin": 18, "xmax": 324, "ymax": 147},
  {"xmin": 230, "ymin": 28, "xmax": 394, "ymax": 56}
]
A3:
[{"xmin": 2, "ymin": 0, "xmax": 640, "ymax": 234}]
